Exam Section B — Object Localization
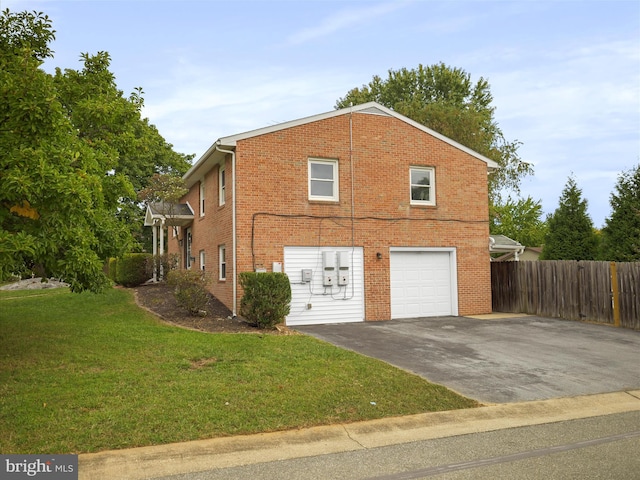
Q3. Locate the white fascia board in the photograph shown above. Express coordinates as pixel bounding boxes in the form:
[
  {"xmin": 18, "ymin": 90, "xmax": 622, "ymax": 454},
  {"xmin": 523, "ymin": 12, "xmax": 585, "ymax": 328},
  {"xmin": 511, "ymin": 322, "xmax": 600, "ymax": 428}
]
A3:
[
  {"xmin": 370, "ymin": 103, "xmax": 500, "ymax": 170},
  {"xmin": 183, "ymin": 144, "xmax": 227, "ymax": 189},
  {"xmin": 218, "ymin": 101, "xmax": 499, "ymax": 170},
  {"xmin": 184, "ymin": 101, "xmax": 499, "ymax": 187}
]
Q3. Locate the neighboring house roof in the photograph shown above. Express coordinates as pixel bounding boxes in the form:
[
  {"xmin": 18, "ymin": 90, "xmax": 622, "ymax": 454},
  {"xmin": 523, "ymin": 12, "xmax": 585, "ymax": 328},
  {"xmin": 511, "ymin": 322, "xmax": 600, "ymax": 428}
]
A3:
[
  {"xmin": 494, "ymin": 246, "xmax": 542, "ymax": 262},
  {"xmin": 144, "ymin": 202, "xmax": 194, "ymax": 227},
  {"xmin": 183, "ymin": 101, "xmax": 500, "ymax": 188},
  {"xmin": 489, "ymin": 235, "xmax": 526, "ymax": 260}
]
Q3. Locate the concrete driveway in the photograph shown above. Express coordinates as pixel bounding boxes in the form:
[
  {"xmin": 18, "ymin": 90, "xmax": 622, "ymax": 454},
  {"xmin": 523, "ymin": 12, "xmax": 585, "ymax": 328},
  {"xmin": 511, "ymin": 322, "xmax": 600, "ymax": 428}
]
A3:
[{"xmin": 296, "ymin": 315, "xmax": 640, "ymax": 404}]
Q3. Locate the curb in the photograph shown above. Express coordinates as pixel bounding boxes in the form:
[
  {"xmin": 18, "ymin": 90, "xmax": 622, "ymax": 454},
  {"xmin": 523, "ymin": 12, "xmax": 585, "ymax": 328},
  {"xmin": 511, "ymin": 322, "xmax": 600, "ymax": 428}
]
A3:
[{"xmin": 79, "ymin": 390, "xmax": 640, "ymax": 480}]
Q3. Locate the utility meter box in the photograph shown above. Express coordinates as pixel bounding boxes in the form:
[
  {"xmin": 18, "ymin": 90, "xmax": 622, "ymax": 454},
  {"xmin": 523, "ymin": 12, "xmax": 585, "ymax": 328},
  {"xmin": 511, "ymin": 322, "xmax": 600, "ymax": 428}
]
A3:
[
  {"xmin": 301, "ymin": 269, "xmax": 312, "ymax": 283},
  {"xmin": 322, "ymin": 251, "xmax": 336, "ymax": 286},
  {"xmin": 337, "ymin": 251, "xmax": 350, "ymax": 285}
]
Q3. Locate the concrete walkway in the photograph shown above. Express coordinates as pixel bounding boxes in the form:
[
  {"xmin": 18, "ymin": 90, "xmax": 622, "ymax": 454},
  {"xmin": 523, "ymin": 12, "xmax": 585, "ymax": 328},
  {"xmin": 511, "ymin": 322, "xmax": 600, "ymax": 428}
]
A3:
[{"xmin": 79, "ymin": 391, "xmax": 640, "ymax": 480}]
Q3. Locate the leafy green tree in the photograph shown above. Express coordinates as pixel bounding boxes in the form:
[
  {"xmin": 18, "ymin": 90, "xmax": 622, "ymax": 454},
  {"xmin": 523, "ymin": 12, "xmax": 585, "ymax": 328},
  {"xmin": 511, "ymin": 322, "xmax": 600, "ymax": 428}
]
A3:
[
  {"xmin": 541, "ymin": 177, "xmax": 599, "ymax": 260},
  {"xmin": 53, "ymin": 51, "xmax": 193, "ymax": 250},
  {"xmin": 0, "ymin": 10, "xmax": 130, "ymax": 290},
  {"xmin": 1, "ymin": 9, "xmax": 192, "ymax": 289},
  {"xmin": 336, "ymin": 63, "xmax": 533, "ymax": 202},
  {"xmin": 490, "ymin": 196, "xmax": 548, "ymax": 247},
  {"xmin": 600, "ymin": 164, "xmax": 640, "ymax": 261}
]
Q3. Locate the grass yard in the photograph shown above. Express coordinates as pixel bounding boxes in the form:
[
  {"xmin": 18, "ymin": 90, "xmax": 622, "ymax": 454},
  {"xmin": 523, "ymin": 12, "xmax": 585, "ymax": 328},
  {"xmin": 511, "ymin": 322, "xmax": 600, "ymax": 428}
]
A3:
[{"xmin": 0, "ymin": 287, "xmax": 478, "ymax": 454}]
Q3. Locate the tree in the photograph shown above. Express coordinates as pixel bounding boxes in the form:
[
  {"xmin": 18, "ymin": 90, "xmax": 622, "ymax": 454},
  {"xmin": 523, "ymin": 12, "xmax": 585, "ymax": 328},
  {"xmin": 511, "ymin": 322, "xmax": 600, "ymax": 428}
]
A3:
[
  {"xmin": 541, "ymin": 177, "xmax": 599, "ymax": 260},
  {"xmin": 0, "ymin": 9, "xmax": 192, "ymax": 289},
  {"xmin": 0, "ymin": 10, "xmax": 129, "ymax": 290},
  {"xmin": 336, "ymin": 63, "xmax": 533, "ymax": 202},
  {"xmin": 600, "ymin": 164, "xmax": 640, "ymax": 261},
  {"xmin": 490, "ymin": 196, "xmax": 548, "ymax": 247},
  {"xmin": 53, "ymin": 51, "xmax": 193, "ymax": 250}
]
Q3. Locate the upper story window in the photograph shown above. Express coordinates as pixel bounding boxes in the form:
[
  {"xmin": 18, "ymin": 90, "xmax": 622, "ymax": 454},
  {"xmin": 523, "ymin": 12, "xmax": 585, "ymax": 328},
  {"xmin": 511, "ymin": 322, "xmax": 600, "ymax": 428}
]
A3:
[
  {"xmin": 308, "ymin": 158, "xmax": 338, "ymax": 202},
  {"xmin": 219, "ymin": 165, "xmax": 226, "ymax": 206},
  {"xmin": 199, "ymin": 179, "xmax": 205, "ymax": 216},
  {"xmin": 410, "ymin": 166, "xmax": 436, "ymax": 206}
]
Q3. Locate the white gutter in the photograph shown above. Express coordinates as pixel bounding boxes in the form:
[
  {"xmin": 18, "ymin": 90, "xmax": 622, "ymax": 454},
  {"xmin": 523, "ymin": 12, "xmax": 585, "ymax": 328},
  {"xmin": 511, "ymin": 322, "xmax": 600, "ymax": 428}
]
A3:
[{"xmin": 214, "ymin": 143, "xmax": 238, "ymax": 317}]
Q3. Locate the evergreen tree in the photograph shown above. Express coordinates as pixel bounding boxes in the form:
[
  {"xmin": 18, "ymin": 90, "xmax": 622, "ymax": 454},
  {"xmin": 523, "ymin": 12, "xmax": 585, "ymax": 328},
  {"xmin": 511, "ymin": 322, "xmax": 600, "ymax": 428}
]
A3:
[
  {"xmin": 541, "ymin": 177, "xmax": 599, "ymax": 260},
  {"xmin": 600, "ymin": 164, "xmax": 640, "ymax": 261}
]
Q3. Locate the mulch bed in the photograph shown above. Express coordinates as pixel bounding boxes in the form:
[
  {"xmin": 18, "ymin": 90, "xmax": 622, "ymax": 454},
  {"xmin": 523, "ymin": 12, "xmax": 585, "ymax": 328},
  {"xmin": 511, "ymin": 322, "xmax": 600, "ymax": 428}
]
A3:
[{"xmin": 132, "ymin": 282, "xmax": 295, "ymax": 335}]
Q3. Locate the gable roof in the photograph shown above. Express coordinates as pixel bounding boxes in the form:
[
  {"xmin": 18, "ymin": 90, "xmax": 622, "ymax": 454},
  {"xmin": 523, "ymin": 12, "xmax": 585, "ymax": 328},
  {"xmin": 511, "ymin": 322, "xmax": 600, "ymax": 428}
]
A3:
[
  {"xmin": 184, "ymin": 101, "xmax": 500, "ymax": 187},
  {"xmin": 144, "ymin": 202, "xmax": 194, "ymax": 227},
  {"xmin": 489, "ymin": 234, "xmax": 525, "ymax": 255}
]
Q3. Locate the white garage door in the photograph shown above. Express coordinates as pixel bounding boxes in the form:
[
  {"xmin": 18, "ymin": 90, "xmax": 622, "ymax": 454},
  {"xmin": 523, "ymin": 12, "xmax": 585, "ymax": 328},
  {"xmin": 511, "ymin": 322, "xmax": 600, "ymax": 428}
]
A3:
[
  {"xmin": 390, "ymin": 248, "xmax": 458, "ymax": 318},
  {"xmin": 284, "ymin": 246, "xmax": 364, "ymax": 326}
]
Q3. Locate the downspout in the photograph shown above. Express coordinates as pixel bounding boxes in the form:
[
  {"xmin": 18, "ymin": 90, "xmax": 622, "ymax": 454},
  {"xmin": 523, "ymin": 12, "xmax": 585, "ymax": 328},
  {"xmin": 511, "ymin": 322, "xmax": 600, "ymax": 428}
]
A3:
[{"xmin": 214, "ymin": 143, "xmax": 238, "ymax": 317}]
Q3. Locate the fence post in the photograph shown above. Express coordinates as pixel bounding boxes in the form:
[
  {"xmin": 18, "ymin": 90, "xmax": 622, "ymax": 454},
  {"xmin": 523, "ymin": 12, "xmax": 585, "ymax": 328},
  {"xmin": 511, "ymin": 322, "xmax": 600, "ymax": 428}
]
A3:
[{"xmin": 610, "ymin": 262, "xmax": 621, "ymax": 327}]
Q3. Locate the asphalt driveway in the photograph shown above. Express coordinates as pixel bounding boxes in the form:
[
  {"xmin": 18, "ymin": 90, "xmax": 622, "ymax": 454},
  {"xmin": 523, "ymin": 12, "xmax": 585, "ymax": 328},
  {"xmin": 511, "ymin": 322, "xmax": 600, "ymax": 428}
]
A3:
[{"xmin": 296, "ymin": 315, "xmax": 640, "ymax": 404}]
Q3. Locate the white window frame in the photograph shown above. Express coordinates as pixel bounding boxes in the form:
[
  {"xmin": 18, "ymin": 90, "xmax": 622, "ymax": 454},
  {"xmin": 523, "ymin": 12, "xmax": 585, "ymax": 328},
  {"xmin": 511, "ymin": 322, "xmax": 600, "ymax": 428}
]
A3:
[
  {"xmin": 185, "ymin": 228, "xmax": 193, "ymax": 269},
  {"xmin": 410, "ymin": 166, "xmax": 436, "ymax": 206},
  {"xmin": 199, "ymin": 249, "xmax": 205, "ymax": 271},
  {"xmin": 219, "ymin": 165, "xmax": 226, "ymax": 206},
  {"xmin": 199, "ymin": 179, "xmax": 205, "ymax": 217},
  {"xmin": 308, "ymin": 158, "xmax": 339, "ymax": 202},
  {"xmin": 219, "ymin": 245, "xmax": 226, "ymax": 280}
]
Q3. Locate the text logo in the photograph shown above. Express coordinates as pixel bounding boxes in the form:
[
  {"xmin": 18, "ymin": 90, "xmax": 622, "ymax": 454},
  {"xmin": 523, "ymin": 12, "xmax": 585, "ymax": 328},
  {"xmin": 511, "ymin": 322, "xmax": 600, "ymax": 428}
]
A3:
[{"xmin": 1, "ymin": 455, "xmax": 77, "ymax": 479}]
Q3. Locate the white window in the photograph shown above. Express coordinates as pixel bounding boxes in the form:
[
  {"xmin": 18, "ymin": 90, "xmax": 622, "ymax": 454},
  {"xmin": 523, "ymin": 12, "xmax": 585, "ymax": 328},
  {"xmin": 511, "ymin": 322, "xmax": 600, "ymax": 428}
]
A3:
[
  {"xmin": 410, "ymin": 166, "xmax": 436, "ymax": 206},
  {"xmin": 199, "ymin": 250, "xmax": 206, "ymax": 271},
  {"xmin": 199, "ymin": 179, "xmax": 205, "ymax": 216},
  {"xmin": 219, "ymin": 245, "xmax": 226, "ymax": 280},
  {"xmin": 308, "ymin": 158, "xmax": 338, "ymax": 201},
  {"xmin": 219, "ymin": 165, "xmax": 226, "ymax": 206},
  {"xmin": 185, "ymin": 228, "xmax": 193, "ymax": 269}
]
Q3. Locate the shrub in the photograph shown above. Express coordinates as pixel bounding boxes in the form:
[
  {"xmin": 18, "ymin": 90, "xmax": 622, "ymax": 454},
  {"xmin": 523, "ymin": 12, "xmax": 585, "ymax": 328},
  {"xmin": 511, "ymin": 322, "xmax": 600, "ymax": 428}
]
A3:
[
  {"xmin": 106, "ymin": 258, "xmax": 118, "ymax": 282},
  {"xmin": 239, "ymin": 272, "xmax": 291, "ymax": 329},
  {"xmin": 167, "ymin": 269, "xmax": 211, "ymax": 315},
  {"xmin": 148, "ymin": 253, "xmax": 180, "ymax": 281},
  {"xmin": 115, "ymin": 253, "xmax": 151, "ymax": 287}
]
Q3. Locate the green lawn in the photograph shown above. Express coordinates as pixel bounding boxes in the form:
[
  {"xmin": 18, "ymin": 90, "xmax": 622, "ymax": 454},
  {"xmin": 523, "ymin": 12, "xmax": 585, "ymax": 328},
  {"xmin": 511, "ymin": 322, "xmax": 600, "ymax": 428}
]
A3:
[{"xmin": 0, "ymin": 287, "xmax": 478, "ymax": 454}]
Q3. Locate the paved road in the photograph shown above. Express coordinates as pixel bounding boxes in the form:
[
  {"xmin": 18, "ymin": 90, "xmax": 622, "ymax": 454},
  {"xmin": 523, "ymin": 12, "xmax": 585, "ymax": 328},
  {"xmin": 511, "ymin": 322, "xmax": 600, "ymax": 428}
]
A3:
[
  {"xmin": 79, "ymin": 391, "xmax": 640, "ymax": 480},
  {"xmin": 151, "ymin": 410, "xmax": 640, "ymax": 479},
  {"xmin": 296, "ymin": 315, "xmax": 640, "ymax": 403}
]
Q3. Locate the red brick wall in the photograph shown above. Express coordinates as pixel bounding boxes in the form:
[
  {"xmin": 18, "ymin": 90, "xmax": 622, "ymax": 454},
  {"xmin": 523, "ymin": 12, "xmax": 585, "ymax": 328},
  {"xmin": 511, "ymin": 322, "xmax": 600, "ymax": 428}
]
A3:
[{"xmin": 169, "ymin": 110, "xmax": 492, "ymax": 318}]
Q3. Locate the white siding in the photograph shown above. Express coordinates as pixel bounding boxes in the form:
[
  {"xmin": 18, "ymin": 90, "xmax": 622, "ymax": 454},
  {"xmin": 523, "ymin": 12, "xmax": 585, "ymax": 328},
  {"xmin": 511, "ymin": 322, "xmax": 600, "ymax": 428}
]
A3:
[
  {"xmin": 284, "ymin": 246, "xmax": 364, "ymax": 326},
  {"xmin": 390, "ymin": 248, "xmax": 458, "ymax": 318}
]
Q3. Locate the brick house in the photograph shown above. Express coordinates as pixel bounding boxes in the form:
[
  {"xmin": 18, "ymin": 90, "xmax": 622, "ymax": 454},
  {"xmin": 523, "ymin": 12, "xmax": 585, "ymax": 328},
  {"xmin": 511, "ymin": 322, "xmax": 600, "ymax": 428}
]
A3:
[{"xmin": 165, "ymin": 102, "xmax": 498, "ymax": 326}]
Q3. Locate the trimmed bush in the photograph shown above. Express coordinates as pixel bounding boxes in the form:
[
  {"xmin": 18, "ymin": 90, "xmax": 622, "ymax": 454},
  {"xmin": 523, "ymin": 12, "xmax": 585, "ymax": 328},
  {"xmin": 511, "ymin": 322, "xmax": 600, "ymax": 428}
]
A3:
[
  {"xmin": 239, "ymin": 272, "xmax": 291, "ymax": 329},
  {"xmin": 115, "ymin": 253, "xmax": 151, "ymax": 287},
  {"xmin": 106, "ymin": 258, "xmax": 118, "ymax": 282},
  {"xmin": 167, "ymin": 269, "xmax": 211, "ymax": 315}
]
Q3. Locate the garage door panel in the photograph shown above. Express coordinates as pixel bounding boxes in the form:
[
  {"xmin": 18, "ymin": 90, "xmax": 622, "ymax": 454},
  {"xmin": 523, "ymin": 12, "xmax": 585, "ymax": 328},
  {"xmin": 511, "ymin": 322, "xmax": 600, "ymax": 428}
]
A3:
[{"xmin": 390, "ymin": 249, "xmax": 457, "ymax": 319}]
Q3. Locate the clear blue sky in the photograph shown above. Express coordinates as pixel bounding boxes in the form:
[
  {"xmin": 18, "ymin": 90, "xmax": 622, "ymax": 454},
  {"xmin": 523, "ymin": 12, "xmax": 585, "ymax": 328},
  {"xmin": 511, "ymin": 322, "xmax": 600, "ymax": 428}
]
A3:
[{"xmin": 4, "ymin": 0, "xmax": 639, "ymax": 229}]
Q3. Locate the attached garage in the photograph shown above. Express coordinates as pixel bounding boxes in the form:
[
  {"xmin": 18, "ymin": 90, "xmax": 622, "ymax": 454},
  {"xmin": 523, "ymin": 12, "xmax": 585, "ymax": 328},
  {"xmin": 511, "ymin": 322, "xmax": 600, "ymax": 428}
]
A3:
[
  {"xmin": 284, "ymin": 246, "xmax": 365, "ymax": 326},
  {"xmin": 390, "ymin": 247, "xmax": 458, "ymax": 318}
]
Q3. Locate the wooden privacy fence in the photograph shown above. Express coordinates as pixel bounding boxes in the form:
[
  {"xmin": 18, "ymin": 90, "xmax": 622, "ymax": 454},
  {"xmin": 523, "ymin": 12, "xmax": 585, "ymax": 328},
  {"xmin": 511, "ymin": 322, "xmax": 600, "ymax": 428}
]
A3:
[{"xmin": 491, "ymin": 260, "xmax": 640, "ymax": 330}]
